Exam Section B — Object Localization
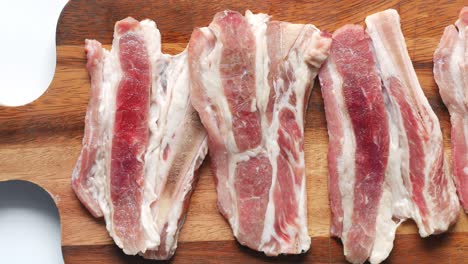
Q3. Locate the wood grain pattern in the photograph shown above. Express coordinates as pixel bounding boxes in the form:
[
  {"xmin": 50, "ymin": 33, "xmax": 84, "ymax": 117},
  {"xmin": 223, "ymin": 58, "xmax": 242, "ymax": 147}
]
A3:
[{"xmin": 0, "ymin": 0, "xmax": 467, "ymax": 263}]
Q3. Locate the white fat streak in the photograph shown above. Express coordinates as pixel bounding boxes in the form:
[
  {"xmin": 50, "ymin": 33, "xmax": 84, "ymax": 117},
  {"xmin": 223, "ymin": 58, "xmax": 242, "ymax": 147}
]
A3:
[
  {"xmin": 84, "ymin": 44, "xmax": 108, "ymax": 209},
  {"xmin": 88, "ymin": 47, "xmax": 113, "ymax": 219},
  {"xmin": 152, "ymin": 51, "xmax": 194, "ymax": 254},
  {"xmin": 244, "ymin": 10, "xmax": 279, "ymax": 252},
  {"xmin": 197, "ymin": 26, "xmax": 241, "ymax": 235},
  {"xmin": 246, "ymin": 10, "xmax": 270, "ymax": 115},
  {"xmin": 382, "ymin": 91, "xmax": 414, "ymax": 220},
  {"xmin": 260, "ymin": 118, "xmax": 280, "ymax": 255},
  {"xmin": 365, "ymin": 12, "xmax": 399, "ymax": 78},
  {"xmin": 327, "ymin": 59, "xmax": 357, "ymax": 252},
  {"xmin": 93, "ymin": 30, "xmax": 122, "ymax": 248},
  {"xmin": 139, "ymin": 19, "xmax": 163, "ymax": 251},
  {"xmin": 371, "ymin": 93, "xmax": 408, "ymax": 262},
  {"xmin": 369, "ymin": 182, "xmax": 399, "ymax": 264}
]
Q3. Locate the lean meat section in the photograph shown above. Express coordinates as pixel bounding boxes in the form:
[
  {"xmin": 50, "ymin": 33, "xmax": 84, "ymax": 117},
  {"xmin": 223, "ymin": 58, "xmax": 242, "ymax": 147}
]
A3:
[
  {"xmin": 434, "ymin": 7, "xmax": 468, "ymax": 213},
  {"xmin": 72, "ymin": 17, "xmax": 207, "ymax": 259},
  {"xmin": 319, "ymin": 9, "xmax": 459, "ymax": 264},
  {"xmin": 188, "ymin": 10, "xmax": 331, "ymax": 255}
]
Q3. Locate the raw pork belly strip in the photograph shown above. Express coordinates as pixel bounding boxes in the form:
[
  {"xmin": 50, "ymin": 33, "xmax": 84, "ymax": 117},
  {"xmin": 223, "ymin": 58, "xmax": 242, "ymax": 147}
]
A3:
[
  {"xmin": 319, "ymin": 9, "xmax": 460, "ymax": 264},
  {"xmin": 434, "ymin": 7, "xmax": 468, "ymax": 213},
  {"xmin": 188, "ymin": 10, "xmax": 331, "ymax": 255},
  {"xmin": 366, "ymin": 9, "xmax": 459, "ymax": 237},
  {"xmin": 72, "ymin": 17, "xmax": 207, "ymax": 259},
  {"xmin": 318, "ymin": 25, "xmax": 390, "ymax": 264}
]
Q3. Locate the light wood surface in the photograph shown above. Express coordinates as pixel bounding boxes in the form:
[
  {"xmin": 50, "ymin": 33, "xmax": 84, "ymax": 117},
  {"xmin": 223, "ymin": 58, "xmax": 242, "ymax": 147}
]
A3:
[{"xmin": 0, "ymin": 0, "xmax": 467, "ymax": 262}]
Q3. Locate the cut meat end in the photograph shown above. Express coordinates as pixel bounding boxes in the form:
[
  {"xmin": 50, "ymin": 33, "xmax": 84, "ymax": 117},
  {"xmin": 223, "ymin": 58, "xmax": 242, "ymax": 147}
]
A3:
[
  {"xmin": 366, "ymin": 9, "xmax": 459, "ymax": 236},
  {"xmin": 434, "ymin": 7, "xmax": 468, "ymax": 212},
  {"xmin": 71, "ymin": 39, "xmax": 105, "ymax": 218},
  {"xmin": 110, "ymin": 20, "xmax": 151, "ymax": 254},
  {"xmin": 188, "ymin": 10, "xmax": 330, "ymax": 255},
  {"xmin": 319, "ymin": 24, "xmax": 390, "ymax": 264}
]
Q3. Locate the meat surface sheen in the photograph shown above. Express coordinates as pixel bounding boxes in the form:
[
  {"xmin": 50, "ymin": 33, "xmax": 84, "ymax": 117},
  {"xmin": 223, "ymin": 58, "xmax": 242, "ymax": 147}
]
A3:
[{"xmin": 188, "ymin": 10, "xmax": 331, "ymax": 255}]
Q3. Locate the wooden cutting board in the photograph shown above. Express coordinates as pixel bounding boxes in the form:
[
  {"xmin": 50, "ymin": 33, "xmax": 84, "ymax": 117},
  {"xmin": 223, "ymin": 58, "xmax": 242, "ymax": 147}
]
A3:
[{"xmin": 0, "ymin": 0, "xmax": 467, "ymax": 263}]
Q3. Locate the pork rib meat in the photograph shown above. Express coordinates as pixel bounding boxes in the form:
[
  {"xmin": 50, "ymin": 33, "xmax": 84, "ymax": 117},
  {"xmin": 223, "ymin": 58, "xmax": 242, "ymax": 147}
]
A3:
[
  {"xmin": 72, "ymin": 17, "xmax": 208, "ymax": 259},
  {"xmin": 188, "ymin": 10, "xmax": 331, "ymax": 255}
]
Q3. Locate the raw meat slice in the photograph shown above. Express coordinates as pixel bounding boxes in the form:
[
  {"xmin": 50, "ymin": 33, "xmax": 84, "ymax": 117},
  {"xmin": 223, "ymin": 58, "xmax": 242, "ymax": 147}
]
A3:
[
  {"xmin": 188, "ymin": 10, "xmax": 331, "ymax": 255},
  {"xmin": 319, "ymin": 9, "xmax": 461, "ymax": 264},
  {"xmin": 366, "ymin": 9, "xmax": 459, "ymax": 237},
  {"xmin": 319, "ymin": 24, "xmax": 390, "ymax": 264},
  {"xmin": 434, "ymin": 7, "xmax": 468, "ymax": 213},
  {"xmin": 72, "ymin": 17, "xmax": 207, "ymax": 259}
]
